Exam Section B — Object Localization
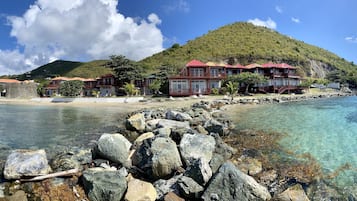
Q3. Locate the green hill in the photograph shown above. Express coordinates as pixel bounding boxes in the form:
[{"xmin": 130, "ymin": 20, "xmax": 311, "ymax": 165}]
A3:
[
  {"xmin": 17, "ymin": 60, "xmax": 112, "ymax": 80},
  {"xmin": 139, "ymin": 22, "xmax": 357, "ymax": 80}
]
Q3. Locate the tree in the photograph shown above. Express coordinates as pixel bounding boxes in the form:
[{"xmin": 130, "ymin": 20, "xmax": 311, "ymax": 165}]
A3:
[
  {"xmin": 225, "ymin": 81, "xmax": 239, "ymax": 101},
  {"xmin": 123, "ymin": 82, "xmax": 139, "ymax": 96},
  {"xmin": 59, "ymin": 80, "xmax": 84, "ymax": 97},
  {"xmin": 106, "ymin": 55, "xmax": 143, "ymax": 86},
  {"xmin": 148, "ymin": 79, "xmax": 162, "ymax": 95},
  {"xmin": 231, "ymin": 72, "xmax": 267, "ymax": 94},
  {"xmin": 36, "ymin": 79, "xmax": 50, "ymax": 97}
]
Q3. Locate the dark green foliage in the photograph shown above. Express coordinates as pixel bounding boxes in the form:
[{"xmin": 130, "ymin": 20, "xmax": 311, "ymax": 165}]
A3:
[
  {"xmin": 36, "ymin": 79, "xmax": 50, "ymax": 97},
  {"xmin": 16, "ymin": 60, "xmax": 112, "ymax": 80},
  {"xmin": 106, "ymin": 55, "xmax": 143, "ymax": 86},
  {"xmin": 59, "ymin": 80, "xmax": 84, "ymax": 97},
  {"xmin": 228, "ymin": 72, "xmax": 267, "ymax": 94},
  {"xmin": 148, "ymin": 79, "xmax": 161, "ymax": 95}
]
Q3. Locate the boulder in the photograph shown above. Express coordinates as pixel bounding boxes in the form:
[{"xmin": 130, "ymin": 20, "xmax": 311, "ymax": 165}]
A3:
[
  {"xmin": 82, "ymin": 168, "xmax": 127, "ymax": 201},
  {"xmin": 126, "ymin": 113, "xmax": 146, "ymax": 132},
  {"xmin": 51, "ymin": 148, "xmax": 92, "ymax": 171},
  {"xmin": 177, "ymin": 176, "xmax": 204, "ymax": 199},
  {"xmin": 164, "ymin": 192, "xmax": 185, "ymax": 201},
  {"xmin": 179, "ymin": 134, "xmax": 216, "ymax": 166},
  {"xmin": 202, "ymin": 162, "xmax": 271, "ymax": 201},
  {"xmin": 235, "ymin": 156, "xmax": 263, "ymax": 176},
  {"xmin": 184, "ymin": 158, "xmax": 212, "ymax": 186},
  {"xmin": 95, "ymin": 133, "xmax": 132, "ymax": 167},
  {"xmin": 124, "ymin": 178, "xmax": 157, "ymax": 201},
  {"xmin": 209, "ymin": 133, "xmax": 236, "ymax": 173},
  {"xmin": 132, "ymin": 137, "xmax": 182, "ymax": 179},
  {"xmin": 5, "ymin": 190, "xmax": 27, "ymax": 201},
  {"xmin": 154, "ymin": 127, "xmax": 171, "ymax": 138},
  {"xmin": 134, "ymin": 132, "xmax": 155, "ymax": 146},
  {"xmin": 195, "ymin": 125, "xmax": 208, "ymax": 135},
  {"xmin": 275, "ymin": 184, "xmax": 310, "ymax": 201},
  {"xmin": 166, "ymin": 110, "xmax": 192, "ymax": 121},
  {"xmin": 204, "ymin": 119, "xmax": 226, "ymax": 136},
  {"xmin": 154, "ymin": 174, "xmax": 182, "ymax": 200},
  {"xmin": 4, "ymin": 149, "xmax": 51, "ymax": 180},
  {"xmin": 151, "ymin": 137, "xmax": 183, "ymax": 179},
  {"xmin": 157, "ymin": 119, "xmax": 190, "ymax": 130}
]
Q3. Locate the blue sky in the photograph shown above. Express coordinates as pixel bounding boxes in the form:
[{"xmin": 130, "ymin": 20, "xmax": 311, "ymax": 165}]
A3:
[{"xmin": 0, "ymin": 0, "xmax": 356, "ymax": 75}]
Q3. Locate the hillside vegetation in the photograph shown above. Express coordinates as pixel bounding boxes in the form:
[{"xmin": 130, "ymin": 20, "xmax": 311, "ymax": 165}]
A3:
[
  {"xmin": 17, "ymin": 60, "xmax": 112, "ymax": 80},
  {"xmin": 139, "ymin": 22, "xmax": 357, "ymax": 79}
]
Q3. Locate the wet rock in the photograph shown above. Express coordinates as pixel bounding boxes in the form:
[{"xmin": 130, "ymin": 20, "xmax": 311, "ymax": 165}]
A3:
[
  {"xmin": 50, "ymin": 148, "xmax": 92, "ymax": 171},
  {"xmin": 154, "ymin": 174, "xmax": 182, "ymax": 200},
  {"xmin": 124, "ymin": 178, "xmax": 157, "ymax": 201},
  {"xmin": 163, "ymin": 192, "xmax": 185, "ymax": 201},
  {"xmin": 275, "ymin": 184, "xmax": 310, "ymax": 201},
  {"xmin": 177, "ymin": 176, "xmax": 204, "ymax": 199},
  {"xmin": 257, "ymin": 169, "xmax": 278, "ymax": 187},
  {"xmin": 94, "ymin": 133, "xmax": 132, "ymax": 167},
  {"xmin": 126, "ymin": 113, "xmax": 146, "ymax": 132},
  {"xmin": 82, "ymin": 168, "xmax": 127, "ymax": 201},
  {"xmin": 202, "ymin": 162, "xmax": 271, "ymax": 201},
  {"xmin": 4, "ymin": 149, "xmax": 52, "ymax": 180},
  {"xmin": 306, "ymin": 180, "xmax": 343, "ymax": 201},
  {"xmin": 184, "ymin": 158, "xmax": 212, "ymax": 186},
  {"xmin": 179, "ymin": 133, "xmax": 216, "ymax": 166}
]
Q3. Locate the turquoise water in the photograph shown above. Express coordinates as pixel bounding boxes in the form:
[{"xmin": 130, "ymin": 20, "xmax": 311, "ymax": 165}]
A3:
[
  {"xmin": 230, "ymin": 96, "xmax": 357, "ymax": 188},
  {"xmin": 0, "ymin": 104, "xmax": 123, "ymax": 154}
]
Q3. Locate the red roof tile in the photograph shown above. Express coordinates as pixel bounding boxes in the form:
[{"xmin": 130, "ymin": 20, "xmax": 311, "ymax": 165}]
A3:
[
  {"xmin": 245, "ymin": 63, "xmax": 262, "ymax": 69},
  {"xmin": 0, "ymin": 79, "xmax": 21, "ymax": 83},
  {"xmin": 186, "ymin": 60, "xmax": 208, "ymax": 67},
  {"xmin": 262, "ymin": 63, "xmax": 296, "ymax": 69}
]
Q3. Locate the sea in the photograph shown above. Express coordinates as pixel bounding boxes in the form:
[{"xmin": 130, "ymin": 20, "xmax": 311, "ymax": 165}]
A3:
[
  {"xmin": 0, "ymin": 103, "xmax": 124, "ymax": 159},
  {"xmin": 228, "ymin": 95, "xmax": 357, "ymax": 190}
]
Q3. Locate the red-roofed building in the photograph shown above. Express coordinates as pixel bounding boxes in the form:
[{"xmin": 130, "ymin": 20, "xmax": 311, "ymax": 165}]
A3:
[{"xmin": 169, "ymin": 60, "xmax": 302, "ymax": 96}]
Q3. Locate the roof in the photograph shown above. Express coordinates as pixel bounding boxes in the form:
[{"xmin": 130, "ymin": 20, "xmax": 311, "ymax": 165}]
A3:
[
  {"xmin": 52, "ymin": 77, "xmax": 92, "ymax": 81},
  {"xmin": 0, "ymin": 79, "xmax": 21, "ymax": 83},
  {"xmin": 261, "ymin": 63, "xmax": 296, "ymax": 69},
  {"xmin": 186, "ymin": 60, "xmax": 208, "ymax": 67},
  {"xmin": 225, "ymin": 64, "xmax": 246, "ymax": 69},
  {"xmin": 245, "ymin": 63, "xmax": 262, "ymax": 69}
]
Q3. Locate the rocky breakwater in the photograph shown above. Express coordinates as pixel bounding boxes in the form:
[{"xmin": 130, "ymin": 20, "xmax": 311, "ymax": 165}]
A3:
[{"xmin": 0, "ymin": 99, "xmax": 348, "ymax": 201}]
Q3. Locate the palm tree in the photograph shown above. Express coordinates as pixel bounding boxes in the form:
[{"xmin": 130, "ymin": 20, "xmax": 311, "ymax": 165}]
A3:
[{"xmin": 226, "ymin": 81, "xmax": 239, "ymax": 101}]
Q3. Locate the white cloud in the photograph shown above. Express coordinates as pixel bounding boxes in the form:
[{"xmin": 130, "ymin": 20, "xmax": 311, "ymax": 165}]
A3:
[
  {"xmin": 345, "ymin": 36, "xmax": 357, "ymax": 43},
  {"xmin": 163, "ymin": 0, "xmax": 190, "ymax": 13},
  {"xmin": 275, "ymin": 6, "xmax": 283, "ymax": 13},
  {"xmin": 291, "ymin": 17, "xmax": 300, "ymax": 23},
  {"xmin": 248, "ymin": 18, "xmax": 277, "ymax": 29},
  {"xmin": 0, "ymin": 0, "xmax": 164, "ymax": 75}
]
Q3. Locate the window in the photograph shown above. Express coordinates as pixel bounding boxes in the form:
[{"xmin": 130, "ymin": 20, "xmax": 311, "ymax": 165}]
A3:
[
  {"xmin": 210, "ymin": 68, "xmax": 219, "ymax": 77},
  {"xmin": 191, "ymin": 68, "xmax": 204, "ymax": 77}
]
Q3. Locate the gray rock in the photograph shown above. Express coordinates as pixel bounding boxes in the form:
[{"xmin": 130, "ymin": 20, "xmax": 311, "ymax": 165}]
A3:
[
  {"xmin": 82, "ymin": 168, "xmax": 127, "ymax": 201},
  {"xmin": 154, "ymin": 127, "xmax": 171, "ymax": 138},
  {"xmin": 151, "ymin": 137, "xmax": 183, "ymax": 179},
  {"xmin": 307, "ymin": 180, "xmax": 343, "ymax": 201},
  {"xmin": 166, "ymin": 110, "xmax": 193, "ymax": 121},
  {"xmin": 209, "ymin": 133, "xmax": 236, "ymax": 173},
  {"xmin": 177, "ymin": 176, "xmax": 204, "ymax": 199},
  {"xmin": 4, "ymin": 149, "xmax": 52, "ymax": 180},
  {"xmin": 157, "ymin": 119, "xmax": 190, "ymax": 130},
  {"xmin": 153, "ymin": 174, "xmax": 182, "ymax": 200},
  {"xmin": 204, "ymin": 119, "xmax": 226, "ymax": 136},
  {"xmin": 132, "ymin": 137, "xmax": 183, "ymax": 179},
  {"xmin": 202, "ymin": 162, "xmax": 271, "ymax": 201},
  {"xmin": 236, "ymin": 156, "xmax": 263, "ymax": 176},
  {"xmin": 51, "ymin": 148, "xmax": 92, "ymax": 171},
  {"xmin": 126, "ymin": 113, "xmax": 146, "ymax": 132},
  {"xmin": 184, "ymin": 158, "xmax": 212, "ymax": 186},
  {"xmin": 275, "ymin": 184, "xmax": 310, "ymax": 201},
  {"xmin": 95, "ymin": 133, "xmax": 132, "ymax": 167},
  {"xmin": 179, "ymin": 134, "xmax": 216, "ymax": 166}
]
